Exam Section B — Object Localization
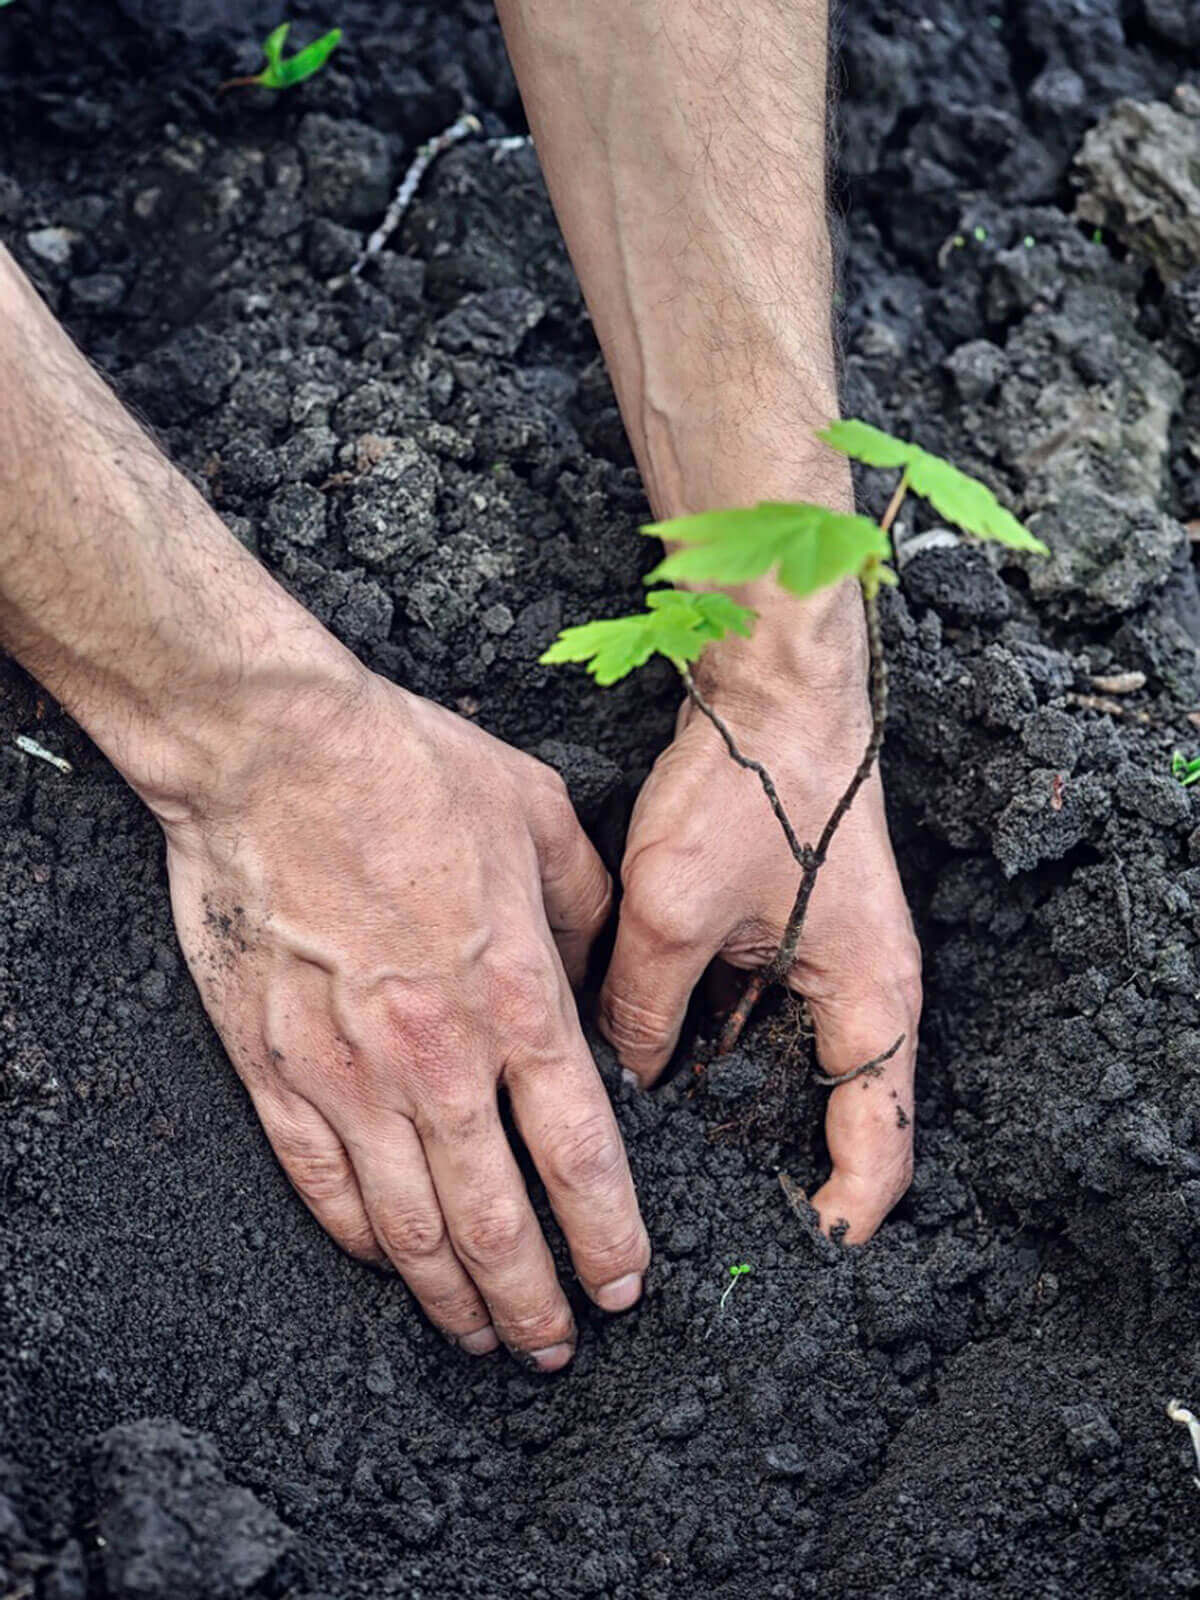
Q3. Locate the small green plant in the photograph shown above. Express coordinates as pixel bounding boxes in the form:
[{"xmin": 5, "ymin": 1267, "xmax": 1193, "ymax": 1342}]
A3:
[
  {"xmin": 543, "ymin": 420, "xmax": 1046, "ymax": 1067},
  {"xmin": 1172, "ymin": 751, "xmax": 1200, "ymax": 788},
  {"xmin": 220, "ymin": 21, "xmax": 342, "ymax": 93},
  {"xmin": 719, "ymin": 1262, "xmax": 752, "ymax": 1311}
]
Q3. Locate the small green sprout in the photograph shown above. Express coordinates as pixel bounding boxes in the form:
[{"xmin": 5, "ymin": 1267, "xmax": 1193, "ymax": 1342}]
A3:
[
  {"xmin": 1092, "ymin": 227, "xmax": 1104, "ymax": 245},
  {"xmin": 1023, "ymin": 235, "xmax": 1036, "ymax": 249},
  {"xmin": 1171, "ymin": 751, "xmax": 1200, "ymax": 788},
  {"xmin": 952, "ymin": 234, "xmax": 966, "ymax": 249},
  {"xmin": 719, "ymin": 1262, "xmax": 752, "ymax": 1311},
  {"xmin": 542, "ymin": 420, "xmax": 1044, "ymax": 1064},
  {"xmin": 973, "ymin": 225, "xmax": 988, "ymax": 243},
  {"xmin": 220, "ymin": 21, "xmax": 342, "ymax": 93}
]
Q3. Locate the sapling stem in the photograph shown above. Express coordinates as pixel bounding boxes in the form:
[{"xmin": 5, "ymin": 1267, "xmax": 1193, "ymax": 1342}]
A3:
[{"xmin": 700, "ymin": 477, "xmax": 909, "ymax": 1065}]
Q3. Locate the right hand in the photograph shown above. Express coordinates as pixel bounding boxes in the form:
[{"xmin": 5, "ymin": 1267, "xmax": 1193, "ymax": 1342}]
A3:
[{"xmin": 155, "ymin": 667, "xmax": 649, "ymax": 1371}]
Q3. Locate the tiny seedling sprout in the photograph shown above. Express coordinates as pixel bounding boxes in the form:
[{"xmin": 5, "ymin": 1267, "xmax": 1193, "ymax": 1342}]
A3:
[
  {"xmin": 542, "ymin": 420, "xmax": 1046, "ymax": 1075},
  {"xmin": 1171, "ymin": 751, "xmax": 1200, "ymax": 788},
  {"xmin": 220, "ymin": 22, "xmax": 342, "ymax": 93},
  {"xmin": 719, "ymin": 1262, "xmax": 752, "ymax": 1311},
  {"xmin": 1166, "ymin": 1399, "xmax": 1200, "ymax": 1490}
]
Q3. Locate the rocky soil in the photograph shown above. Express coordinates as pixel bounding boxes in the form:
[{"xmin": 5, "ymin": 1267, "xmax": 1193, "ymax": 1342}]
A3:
[{"xmin": 2, "ymin": 1, "xmax": 1200, "ymax": 1596}]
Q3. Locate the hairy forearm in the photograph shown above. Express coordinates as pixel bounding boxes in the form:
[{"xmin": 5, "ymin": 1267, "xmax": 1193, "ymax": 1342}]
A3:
[
  {"xmin": 0, "ymin": 248, "xmax": 362, "ymax": 817},
  {"xmin": 496, "ymin": 0, "xmax": 839, "ymax": 515},
  {"xmin": 496, "ymin": 0, "xmax": 860, "ymax": 693}
]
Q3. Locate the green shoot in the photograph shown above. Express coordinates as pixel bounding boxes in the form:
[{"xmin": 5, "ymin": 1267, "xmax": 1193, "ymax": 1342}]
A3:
[
  {"xmin": 719, "ymin": 1262, "xmax": 752, "ymax": 1311},
  {"xmin": 540, "ymin": 418, "xmax": 1043, "ymax": 1067},
  {"xmin": 1171, "ymin": 751, "xmax": 1200, "ymax": 788},
  {"xmin": 220, "ymin": 22, "xmax": 342, "ymax": 93},
  {"xmin": 540, "ymin": 590, "xmax": 754, "ymax": 685}
]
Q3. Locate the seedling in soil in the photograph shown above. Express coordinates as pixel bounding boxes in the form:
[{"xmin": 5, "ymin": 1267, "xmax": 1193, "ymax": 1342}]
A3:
[
  {"xmin": 1171, "ymin": 751, "xmax": 1200, "ymax": 788},
  {"xmin": 719, "ymin": 1262, "xmax": 752, "ymax": 1311},
  {"xmin": 219, "ymin": 22, "xmax": 342, "ymax": 93},
  {"xmin": 1166, "ymin": 1398, "xmax": 1200, "ymax": 1489},
  {"xmin": 542, "ymin": 419, "xmax": 1046, "ymax": 1073}
]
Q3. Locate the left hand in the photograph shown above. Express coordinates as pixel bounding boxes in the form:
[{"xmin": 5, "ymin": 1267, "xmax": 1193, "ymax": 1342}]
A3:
[{"xmin": 597, "ymin": 583, "xmax": 922, "ymax": 1242}]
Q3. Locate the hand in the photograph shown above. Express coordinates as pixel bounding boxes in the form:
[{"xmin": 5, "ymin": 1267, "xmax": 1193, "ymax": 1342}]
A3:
[
  {"xmin": 157, "ymin": 668, "xmax": 649, "ymax": 1370},
  {"xmin": 598, "ymin": 583, "xmax": 922, "ymax": 1242}
]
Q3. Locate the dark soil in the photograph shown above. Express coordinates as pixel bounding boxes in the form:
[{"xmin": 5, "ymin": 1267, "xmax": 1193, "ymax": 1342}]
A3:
[{"xmin": 3, "ymin": 2, "xmax": 1200, "ymax": 1596}]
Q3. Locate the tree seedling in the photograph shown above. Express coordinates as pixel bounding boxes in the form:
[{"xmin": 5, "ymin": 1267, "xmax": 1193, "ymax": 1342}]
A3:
[
  {"xmin": 719, "ymin": 1262, "xmax": 752, "ymax": 1311},
  {"xmin": 542, "ymin": 420, "xmax": 1046, "ymax": 1071},
  {"xmin": 1171, "ymin": 751, "xmax": 1200, "ymax": 788},
  {"xmin": 219, "ymin": 22, "xmax": 342, "ymax": 93}
]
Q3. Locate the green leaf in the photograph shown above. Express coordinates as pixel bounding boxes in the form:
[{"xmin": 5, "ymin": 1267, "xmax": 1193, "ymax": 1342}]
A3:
[
  {"xmin": 539, "ymin": 590, "xmax": 755, "ymax": 685},
  {"xmin": 818, "ymin": 419, "xmax": 912, "ymax": 470},
  {"xmin": 643, "ymin": 503, "xmax": 891, "ymax": 596},
  {"xmin": 261, "ymin": 21, "xmax": 290, "ymax": 68},
  {"xmin": 820, "ymin": 418, "xmax": 1049, "ymax": 555},
  {"xmin": 904, "ymin": 449, "xmax": 1049, "ymax": 553},
  {"xmin": 1172, "ymin": 751, "xmax": 1200, "ymax": 788},
  {"xmin": 258, "ymin": 25, "xmax": 342, "ymax": 89}
]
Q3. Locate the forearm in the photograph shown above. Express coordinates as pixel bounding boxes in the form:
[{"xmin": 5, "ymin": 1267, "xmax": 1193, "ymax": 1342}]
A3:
[
  {"xmin": 0, "ymin": 247, "xmax": 363, "ymax": 819},
  {"xmin": 495, "ymin": 0, "xmax": 860, "ymax": 691}
]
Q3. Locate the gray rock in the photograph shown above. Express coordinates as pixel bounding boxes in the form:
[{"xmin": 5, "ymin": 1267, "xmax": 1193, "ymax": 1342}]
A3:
[
  {"xmin": 1021, "ymin": 708, "xmax": 1084, "ymax": 771},
  {"xmin": 533, "ymin": 740, "xmax": 623, "ymax": 825},
  {"xmin": 298, "ymin": 114, "xmax": 394, "ymax": 224},
  {"xmin": 436, "ymin": 287, "xmax": 547, "ymax": 358},
  {"xmin": 92, "ymin": 1418, "xmax": 291, "ymax": 1600},
  {"xmin": 25, "ymin": 226, "xmax": 76, "ymax": 267},
  {"xmin": 306, "ymin": 217, "xmax": 361, "ymax": 277},
  {"xmin": 945, "ymin": 338, "xmax": 1009, "ymax": 402},
  {"xmin": 1075, "ymin": 98, "xmax": 1200, "ymax": 282},
  {"xmin": 264, "ymin": 482, "xmax": 327, "ymax": 551},
  {"xmin": 343, "ymin": 441, "xmax": 439, "ymax": 574},
  {"xmin": 70, "ymin": 272, "xmax": 126, "ymax": 310},
  {"xmin": 903, "ymin": 543, "xmax": 1012, "ymax": 623}
]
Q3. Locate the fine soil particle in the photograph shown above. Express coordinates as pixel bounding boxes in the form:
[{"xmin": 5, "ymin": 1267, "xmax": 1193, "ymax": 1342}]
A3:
[{"xmin": 3, "ymin": 3, "xmax": 1200, "ymax": 1597}]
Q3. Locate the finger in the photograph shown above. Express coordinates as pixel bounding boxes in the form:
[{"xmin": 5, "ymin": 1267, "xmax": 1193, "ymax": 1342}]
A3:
[
  {"xmin": 252, "ymin": 1087, "xmax": 388, "ymax": 1269},
  {"xmin": 505, "ymin": 991, "xmax": 650, "ymax": 1312},
  {"xmin": 598, "ymin": 892, "xmax": 723, "ymax": 1085},
  {"xmin": 341, "ymin": 1113, "xmax": 499, "ymax": 1356},
  {"xmin": 530, "ymin": 778, "xmax": 613, "ymax": 988},
  {"xmin": 417, "ymin": 1085, "xmax": 578, "ymax": 1371},
  {"xmin": 803, "ymin": 979, "xmax": 920, "ymax": 1244}
]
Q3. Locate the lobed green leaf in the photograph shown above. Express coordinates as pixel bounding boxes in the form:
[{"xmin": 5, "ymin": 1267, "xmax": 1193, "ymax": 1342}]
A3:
[
  {"xmin": 540, "ymin": 590, "xmax": 755, "ymax": 686},
  {"xmin": 819, "ymin": 418, "xmax": 1049, "ymax": 555},
  {"xmin": 643, "ymin": 503, "xmax": 891, "ymax": 596}
]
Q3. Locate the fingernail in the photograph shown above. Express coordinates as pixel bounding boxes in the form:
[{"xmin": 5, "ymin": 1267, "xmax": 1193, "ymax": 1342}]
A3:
[
  {"xmin": 593, "ymin": 1272, "xmax": 643, "ymax": 1313},
  {"xmin": 459, "ymin": 1325, "xmax": 500, "ymax": 1356},
  {"xmin": 621, "ymin": 1069, "xmax": 640, "ymax": 1091},
  {"xmin": 526, "ymin": 1341, "xmax": 575, "ymax": 1373}
]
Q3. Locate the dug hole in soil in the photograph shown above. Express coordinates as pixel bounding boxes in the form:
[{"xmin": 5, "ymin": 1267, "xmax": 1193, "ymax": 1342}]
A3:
[{"xmin": 3, "ymin": 2, "xmax": 1200, "ymax": 1595}]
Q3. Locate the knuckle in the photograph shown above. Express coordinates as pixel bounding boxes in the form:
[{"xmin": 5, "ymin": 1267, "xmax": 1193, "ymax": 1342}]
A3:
[
  {"xmin": 501, "ymin": 1298, "xmax": 574, "ymax": 1351},
  {"xmin": 455, "ymin": 1203, "xmax": 530, "ymax": 1271},
  {"xmin": 620, "ymin": 880, "xmax": 698, "ymax": 955},
  {"xmin": 584, "ymin": 1225, "xmax": 651, "ymax": 1281},
  {"xmin": 600, "ymin": 988, "xmax": 672, "ymax": 1056},
  {"xmin": 280, "ymin": 1142, "xmax": 356, "ymax": 1205},
  {"xmin": 542, "ymin": 1113, "xmax": 626, "ymax": 1195},
  {"xmin": 378, "ymin": 1207, "xmax": 448, "ymax": 1264},
  {"xmin": 490, "ymin": 955, "xmax": 562, "ymax": 1039}
]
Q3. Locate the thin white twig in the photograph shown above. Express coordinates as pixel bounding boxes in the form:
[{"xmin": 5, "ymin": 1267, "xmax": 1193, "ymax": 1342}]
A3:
[
  {"xmin": 14, "ymin": 735, "xmax": 72, "ymax": 774},
  {"xmin": 350, "ymin": 112, "xmax": 482, "ymax": 277}
]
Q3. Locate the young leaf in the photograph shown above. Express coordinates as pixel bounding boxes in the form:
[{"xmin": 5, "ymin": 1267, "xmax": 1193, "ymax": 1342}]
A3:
[
  {"xmin": 540, "ymin": 590, "xmax": 754, "ymax": 686},
  {"xmin": 820, "ymin": 418, "xmax": 1048, "ymax": 555},
  {"xmin": 258, "ymin": 24, "xmax": 342, "ymax": 89},
  {"xmin": 818, "ymin": 419, "xmax": 911, "ymax": 470},
  {"xmin": 904, "ymin": 448, "xmax": 1048, "ymax": 553},
  {"xmin": 643, "ymin": 503, "xmax": 891, "ymax": 596},
  {"xmin": 261, "ymin": 21, "xmax": 290, "ymax": 69}
]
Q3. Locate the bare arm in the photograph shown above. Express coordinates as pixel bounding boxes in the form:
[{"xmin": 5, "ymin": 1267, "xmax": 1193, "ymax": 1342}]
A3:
[
  {"xmin": 497, "ymin": 0, "xmax": 922, "ymax": 1239},
  {"xmin": 0, "ymin": 245, "xmax": 650, "ymax": 1365}
]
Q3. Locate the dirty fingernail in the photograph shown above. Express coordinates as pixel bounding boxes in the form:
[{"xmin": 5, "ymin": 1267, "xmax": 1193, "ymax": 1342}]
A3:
[
  {"xmin": 459, "ymin": 1325, "xmax": 499, "ymax": 1355},
  {"xmin": 527, "ymin": 1341, "xmax": 575, "ymax": 1372},
  {"xmin": 593, "ymin": 1272, "xmax": 643, "ymax": 1312},
  {"xmin": 621, "ymin": 1068, "xmax": 640, "ymax": 1091}
]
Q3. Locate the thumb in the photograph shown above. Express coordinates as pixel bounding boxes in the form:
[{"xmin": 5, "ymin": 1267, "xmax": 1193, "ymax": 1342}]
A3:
[
  {"xmin": 598, "ymin": 888, "xmax": 722, "ymax": 1085},
  {"xmin": 804, "ymin": 976, "xmax": 920, "ymax": 1243}
]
